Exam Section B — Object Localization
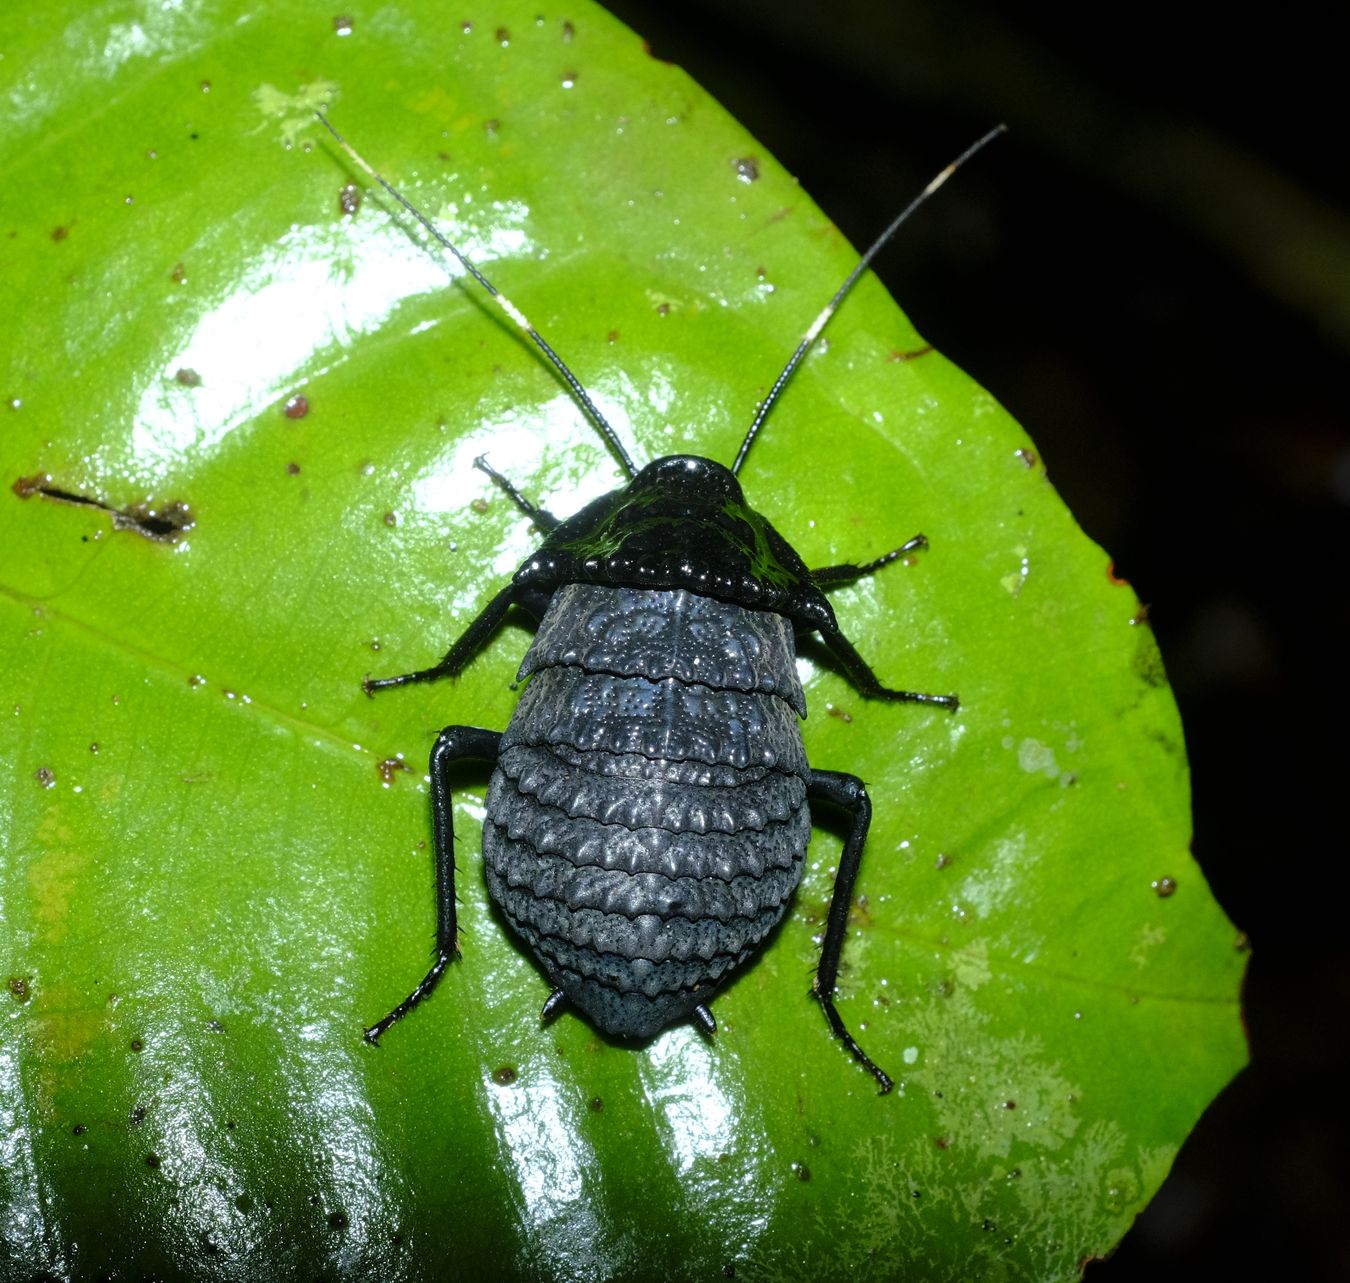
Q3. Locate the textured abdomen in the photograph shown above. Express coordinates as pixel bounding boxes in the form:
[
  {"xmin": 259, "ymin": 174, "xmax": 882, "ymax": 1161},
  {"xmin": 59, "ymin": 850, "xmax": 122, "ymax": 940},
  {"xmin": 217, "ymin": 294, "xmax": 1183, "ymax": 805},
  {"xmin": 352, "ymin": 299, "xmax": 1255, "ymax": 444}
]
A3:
[{"xmin": 482, "ymin": 582, "xmax": 810, "ymax": 1039}]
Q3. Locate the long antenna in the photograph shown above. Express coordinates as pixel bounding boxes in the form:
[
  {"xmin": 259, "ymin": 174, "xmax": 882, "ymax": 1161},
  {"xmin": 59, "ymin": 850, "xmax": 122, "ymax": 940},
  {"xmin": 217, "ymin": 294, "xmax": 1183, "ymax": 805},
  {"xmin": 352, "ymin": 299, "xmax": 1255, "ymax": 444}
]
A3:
[
  {"xmin": 315, "ymin": 112, "xmax": 639, "ymax": 481},
  {"xmin": 731, "ymin": 124, "xmax": 1007, "ymax": 477}
]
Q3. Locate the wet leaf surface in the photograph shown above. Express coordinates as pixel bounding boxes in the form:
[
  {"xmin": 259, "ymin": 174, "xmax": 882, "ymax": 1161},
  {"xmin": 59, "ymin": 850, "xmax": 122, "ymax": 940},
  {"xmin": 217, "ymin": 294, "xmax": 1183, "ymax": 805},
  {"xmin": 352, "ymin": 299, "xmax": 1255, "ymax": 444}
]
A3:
[{"xmin": 0, "ymin": 2, "xmax": 1246, "ymax": 1279}]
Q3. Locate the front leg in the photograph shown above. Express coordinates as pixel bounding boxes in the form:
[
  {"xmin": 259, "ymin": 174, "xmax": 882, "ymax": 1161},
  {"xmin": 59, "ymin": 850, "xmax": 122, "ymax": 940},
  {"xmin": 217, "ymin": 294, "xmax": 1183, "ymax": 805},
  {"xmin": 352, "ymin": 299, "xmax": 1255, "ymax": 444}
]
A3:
[
  {"xmin": 809, "ymin": 533, "xmax": 928, "ymax": 585},
  {"xmin": 364, "ymin": 725, "xmax": 502, "ymax": 1044}
]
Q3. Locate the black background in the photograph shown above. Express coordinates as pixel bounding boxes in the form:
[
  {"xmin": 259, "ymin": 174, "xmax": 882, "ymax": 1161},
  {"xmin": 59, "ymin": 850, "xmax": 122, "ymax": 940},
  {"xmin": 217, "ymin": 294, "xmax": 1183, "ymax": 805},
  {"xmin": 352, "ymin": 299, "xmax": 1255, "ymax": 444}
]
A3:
[{"xmin": 600, "ymin": 1, "xmax": 1349, "ymax": 1278}]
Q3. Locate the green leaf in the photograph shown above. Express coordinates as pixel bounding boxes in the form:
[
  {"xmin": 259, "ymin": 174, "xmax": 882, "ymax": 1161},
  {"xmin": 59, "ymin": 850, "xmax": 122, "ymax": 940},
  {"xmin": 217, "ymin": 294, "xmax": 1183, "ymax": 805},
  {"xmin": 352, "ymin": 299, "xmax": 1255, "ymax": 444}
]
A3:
[{"xmin": 0, "ymin": 1, "xmax": 1246, "ymax": 1279}]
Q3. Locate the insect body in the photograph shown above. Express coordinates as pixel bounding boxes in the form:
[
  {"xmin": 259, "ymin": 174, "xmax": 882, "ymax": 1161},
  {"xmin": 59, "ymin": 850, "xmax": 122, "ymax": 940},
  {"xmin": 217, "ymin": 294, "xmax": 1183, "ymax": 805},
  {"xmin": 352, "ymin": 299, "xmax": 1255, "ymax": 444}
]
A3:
[{"xmin": 323, "ymin": 114, "xmax": 1002, "ymax": 1092}]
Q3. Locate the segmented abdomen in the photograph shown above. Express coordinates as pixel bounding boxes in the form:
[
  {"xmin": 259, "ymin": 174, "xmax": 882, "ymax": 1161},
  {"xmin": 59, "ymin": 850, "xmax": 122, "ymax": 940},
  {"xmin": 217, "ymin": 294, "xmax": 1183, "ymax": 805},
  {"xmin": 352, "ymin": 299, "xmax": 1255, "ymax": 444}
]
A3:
[{"xmin": 483, "ymin": 582, "xmax": 811, "ymax": 1039}]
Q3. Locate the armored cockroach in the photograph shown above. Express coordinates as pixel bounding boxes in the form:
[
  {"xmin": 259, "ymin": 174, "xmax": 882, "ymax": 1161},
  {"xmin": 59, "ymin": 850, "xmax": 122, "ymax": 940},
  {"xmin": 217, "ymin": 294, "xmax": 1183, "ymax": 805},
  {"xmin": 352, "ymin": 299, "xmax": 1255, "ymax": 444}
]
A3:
[{"xmin": 322, "ymin": 115, "xmax": 1003, "ymax": 1092}]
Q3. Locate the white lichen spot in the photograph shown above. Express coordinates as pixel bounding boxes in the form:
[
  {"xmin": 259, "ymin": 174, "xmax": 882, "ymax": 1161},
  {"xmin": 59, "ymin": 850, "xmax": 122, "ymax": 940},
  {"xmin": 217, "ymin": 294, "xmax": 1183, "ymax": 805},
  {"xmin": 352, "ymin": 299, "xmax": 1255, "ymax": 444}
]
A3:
[
  {"xmin": 902, "ymin": 1046, "xmax": 919, "ymax": 1065},
  {"xmin": 253, "ymin": 80, "xmax": 342, "ymax": 147},
  {"xmin": 1129, "ymin": 922, "xmax": 1168, "ymax": 967},
  {"xmin": 951, "ymin": 940, "xmax": 991, "ymax": 990},
  {"xmin": 1018, "ymin": 737, "xmax": 1059, "ymax": 778},
  {"xmin": 1001, "ymin": 543, "xmax": 1031, "ymax": 596}
]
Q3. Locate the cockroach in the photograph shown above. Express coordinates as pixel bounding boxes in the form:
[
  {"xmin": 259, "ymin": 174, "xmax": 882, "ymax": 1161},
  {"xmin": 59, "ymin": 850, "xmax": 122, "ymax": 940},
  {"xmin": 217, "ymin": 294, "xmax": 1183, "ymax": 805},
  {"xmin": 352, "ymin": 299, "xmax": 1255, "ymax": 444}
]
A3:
[{"xmin": 320, "ymin": 114, "xmax": 1002, "ymax": 1092}]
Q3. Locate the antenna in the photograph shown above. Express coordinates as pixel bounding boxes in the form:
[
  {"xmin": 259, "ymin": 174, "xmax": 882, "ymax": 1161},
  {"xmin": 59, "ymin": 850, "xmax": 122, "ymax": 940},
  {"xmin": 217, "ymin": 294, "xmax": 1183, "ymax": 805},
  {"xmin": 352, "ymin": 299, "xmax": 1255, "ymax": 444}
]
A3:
[
  {"xmin": 315, "ymin": 112, "xmax": 639, "ymax": 480},
  {"xmin": 730, "ymin": 124, "xmax": 1007, "ymax": 477}
]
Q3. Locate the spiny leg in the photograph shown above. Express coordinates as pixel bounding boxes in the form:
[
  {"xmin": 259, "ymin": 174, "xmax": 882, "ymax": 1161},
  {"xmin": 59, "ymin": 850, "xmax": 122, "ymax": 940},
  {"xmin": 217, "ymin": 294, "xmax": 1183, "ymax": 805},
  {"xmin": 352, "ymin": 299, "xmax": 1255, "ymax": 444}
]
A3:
[
  {"xmin": 822, "ymin": 627, "xmax": 958, "ymax": 711},
  {"xmin": 807, "ymin": 768, "xmax": 892, "ymax": 1094},
  {"xmin": 809, "ymin": 533, "xmax": 928, "ymax": 586},
  {"xmin": 474, "ymin": 455, "xmax": 559, "ymax": 533},
  {"xmin": 363, "ymin": 584, "xmax": 516, "ymax": 694},
  {"xmin": 364, "ymin": 725, "xmax": 502, "ymax": 1045},
  {"xmin": 811, "ymin": 535, "xmax": 958, "ymax": 709}
]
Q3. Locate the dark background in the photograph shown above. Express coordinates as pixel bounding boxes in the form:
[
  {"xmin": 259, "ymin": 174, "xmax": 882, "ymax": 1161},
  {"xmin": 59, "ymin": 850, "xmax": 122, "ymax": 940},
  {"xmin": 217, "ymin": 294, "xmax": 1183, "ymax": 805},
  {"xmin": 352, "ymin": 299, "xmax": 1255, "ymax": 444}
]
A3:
[{"xmin": 601, "ymin": 1, "xmax": 1349, "ymax": 1278}]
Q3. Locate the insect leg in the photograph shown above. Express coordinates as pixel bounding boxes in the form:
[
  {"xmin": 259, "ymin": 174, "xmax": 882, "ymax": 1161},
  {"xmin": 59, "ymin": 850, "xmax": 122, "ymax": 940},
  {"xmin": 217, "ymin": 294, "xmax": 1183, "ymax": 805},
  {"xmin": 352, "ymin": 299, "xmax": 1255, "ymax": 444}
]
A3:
[
  {"xmin": 364, "ymin": 724, "xmax": 502, "ymax": 1045},
  {"xmin": 364, "ymin": 584, "xmax": 516, "ymax": 694},
  {"xmin": 820, "ymin": 627, "xmax": 959, "ymax": 711},
  {"xmin": 809, "ymin": 533, "xmax": 928, "ymax": 585},
  {"xmin": 807, "ymin": 768, "xmax": 893, "ymax": 1094},
  {"xmin": 474, "ymin": 455, "xmax": 560, "ymax": 532}
]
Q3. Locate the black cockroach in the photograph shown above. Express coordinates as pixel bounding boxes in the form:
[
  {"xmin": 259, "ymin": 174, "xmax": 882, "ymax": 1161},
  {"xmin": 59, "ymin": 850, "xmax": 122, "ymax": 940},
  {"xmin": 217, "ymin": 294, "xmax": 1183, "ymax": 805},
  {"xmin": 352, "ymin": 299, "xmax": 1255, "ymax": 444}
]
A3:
[{"xmin": 320, "ymin": 114, "xmax": 1003, "ymax": 1092}]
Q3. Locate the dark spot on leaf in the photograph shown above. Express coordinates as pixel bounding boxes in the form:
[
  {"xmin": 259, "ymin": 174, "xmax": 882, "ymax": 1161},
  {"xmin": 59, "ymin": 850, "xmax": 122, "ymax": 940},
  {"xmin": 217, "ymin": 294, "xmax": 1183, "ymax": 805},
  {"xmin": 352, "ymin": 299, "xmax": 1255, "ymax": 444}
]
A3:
[
  {"xmin": 130, "ymin": 1105, "xmax": 146, "ymax": 1125},
  {"xmin": 333, "ymin": 14, "xmax": 353, "ymax": 35},
  {"xmin": 339, "ymin": 182, "xmax": 361, "ymax": 215},
  {"xmin": 935, "ymin": 852, "xmax": 952, "ymax": 870},
  {"xmin": 72, "ymin": 1123, "xmax": 86, "ymax": 1135},
  {"xmin": 1234, "ymin": 931, "xmax": 1251, "ymax": 952},
  {"xmin": 14, "ymin": 476, "xmax": 194, "ymax": 542},
  {"xmin": 470, "ymin": 497, "xmax": 489, "ymax": 514},
  {"xmin": 562, "ymin": 19, "xmax": 574, "ymax": 41},
  {"xmin": 1130, "ymin": 602, "xmax": 1152, "ymax": 626},
  {"xmin": 607, "ymin": 329, "xmax": 619, "ymax": 343},
  {"xmin": 492, "ymin": 1064, "xmax": 518, "ymax": 1085},
  {"xmin": 982, "ymin": 1218, "xmax": 997, "ymax": 1232},
  {"xmin": 284, "ymin": 394, "xmax": 309, "ymax": 419},
  {"xmin": 460, "ymin": 20, "xmax": 472, "ymax": 33},
  {"xmin": 656, "ymin": 302, "xmax": 670, "ymax": 316},
  {"xmin": 561, "ymin": 70, "xmax": 577, "ymax": 88},
  {"xmin": 495, "ymin": 26, "xmax": 510, "ymax": 44},
  {"xmin": 287, "ymin": 462, "xmax": 301, "ymax": 475},
  {"xmin": 234, "ymin": 1192, "xmax": 253, "ymax": 1213},
  {"xmin": 206, "ymin": 1018, "xmax": 225, "ymax": 1033},
  {"xmin": 934, "ymin": 1136, "xmax": 949, "ymax": 1149},
  {"xmin": 1133, "ymin": 630, "xmax": 1168, "ymax": 688},
  {"xmin": 377, "ymin": 756, "xmax": 411, "ymax": 786},
  {"xmin": 790, "ymin": 1161, "xmax": 811, "ymax": 1182},
  {"xmin": 887, "ymin": 345, "xmax": 933, "ymax": 362},
  {"xmin": 117, "ymin": 499, "xmax": 193, "ymax": 540},
  {"xmin": 1004, "ymin": 1099, "xmax": 1017, "ymax": 1110},
  {"xmin": 51, "ymin": 225, "xmax": 69, "ymax": 242},
  {"xmin": 483, "ymin": 118, "xmax": 499, "ymax": 139},
  {"xmin": 34, "ymin": 766, "xmax": 55, "ymax": 789},
  {"xmin": 130, "ymin": 1037, "xmax": 144, "ymax": 1053},
  {"xmin": 383, "ymin": 511, "xmax": 397, "ymax": 526},
  {"xmin": 1014, "ymin": 447, "xmax": 1038, "ymax": 467},
  {"xmin": 825, "ymin": 703, "xmax": 852, "ymax": 723},
  {"xmin": 144, "ymin": 1153, "xmax": 160, "ymax": 1168},
  {"xmin": 174, "ymin": 367, "xmax": 201, "ymax": 387},
  {"xmin": 171, "ymin": 261, "xmax": 187, "ymax": 284},
  {"xmin": 589, "ymin": 1096, "xmax": 603, "ymax": 1112},
  {"xmin": 1152, "ymin": 876, "xmax": 1177, "ymax": 898},
  {"xmin": 199, "ymin": 81, "xmax": 211, "ymax": 93},
  {"xmin": 327, "ymin": 1211, "xmax": 348, "ymax": 1231},
  {"xmin": 8, "ymin": 976, "xmax": 30, "ymax": 1002},
  {"xmin": 732, "ymin": 156, "xmax": 759, "ymax": 183}
]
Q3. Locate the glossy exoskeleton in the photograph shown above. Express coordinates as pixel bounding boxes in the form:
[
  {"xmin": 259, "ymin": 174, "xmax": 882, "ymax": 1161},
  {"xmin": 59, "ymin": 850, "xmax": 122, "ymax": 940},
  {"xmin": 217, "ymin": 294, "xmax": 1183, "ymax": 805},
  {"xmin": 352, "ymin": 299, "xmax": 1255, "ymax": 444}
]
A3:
[{"xmin": 321, "ymin": 114, "xmax": 1001, "ymax": 1092}]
